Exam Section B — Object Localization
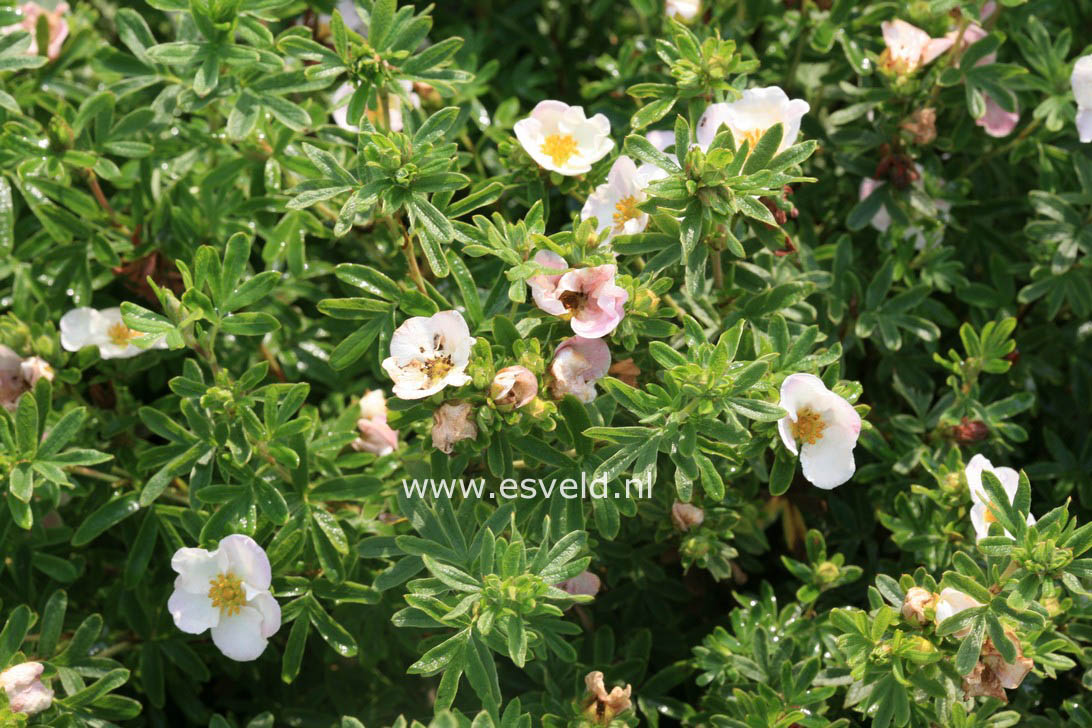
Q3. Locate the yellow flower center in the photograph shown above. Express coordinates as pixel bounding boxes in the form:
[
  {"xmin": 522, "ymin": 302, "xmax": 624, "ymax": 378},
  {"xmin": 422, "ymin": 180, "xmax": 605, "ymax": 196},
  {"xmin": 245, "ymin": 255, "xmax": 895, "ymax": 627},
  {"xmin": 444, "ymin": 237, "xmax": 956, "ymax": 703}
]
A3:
[
  {"xmin": 739, "ymin": 127, "xmax": 765, "ymax": 150},
  {"xmin": 208, "ymin": 572, "xmax": 247, "ymax": 617},
  {"xmin": 424, "ymin": 355, "xmax": 454, "ymax": 384},
  {"xmin": 984, "ymin": 504, "xmax": 999, "ymax": 524},
  {"xmin": 541, "ymin": 133, "xmax": 579, "ymax": 167},
  {"xmin": 612, "ymin": 195, "xmax": 642, "ymax": 231},
  {"xmin": 790, "ymin": 406, "xmax": 826, "ymax": 445},
  {"xmin": 107, "ymin": 322, "xmax": 138, "ymax": 348}
]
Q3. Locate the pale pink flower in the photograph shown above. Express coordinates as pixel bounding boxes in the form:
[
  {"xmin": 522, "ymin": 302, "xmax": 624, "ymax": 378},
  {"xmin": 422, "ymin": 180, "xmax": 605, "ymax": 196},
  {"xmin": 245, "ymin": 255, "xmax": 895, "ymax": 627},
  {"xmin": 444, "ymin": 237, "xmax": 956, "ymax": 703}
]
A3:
[
  {"xmin": 671, "ymin": 502, "xmax": 704, "ymax": 531},
  {"xmin": 549, "ymin": 336, "xmax": 611, "ymax": 403},
  {"xmin": 977, "ymin": 95, "xmax": 1019, "ymax": 137},
  {"xmin": 490, "ymin": 365, "xmax": 538, "ymax": 408},
  {"xmin": 514, "ymin": 101, "xmax": 613, "ymax": 176},
  {"xmin": 432, "ymin": 401, "xmax": 477, "ymax": 454},
  {"xmin": 352, "ymin": 390, "xmax": 398, "ymax": 456},
  {"xmin": 880, "ymin": 19, "xmax": 954, "ymax": 74},
  {"xmin": 527, "ymin": 251, "xmax": 628, "ymax": 338},
  {"xmin": 0, "ymin": 661, "xmax": 53, "ymax": 716},
  {"xmin": 777, "ymin": 373, "xmax": 862, "ymax": 489},
  {"xmin": 557, "ymin": 570, "xmax": 601, "ymax": 597},
  {"xmin": 5, "ymin": 2, "xmax": 69, "ymax": 60}
]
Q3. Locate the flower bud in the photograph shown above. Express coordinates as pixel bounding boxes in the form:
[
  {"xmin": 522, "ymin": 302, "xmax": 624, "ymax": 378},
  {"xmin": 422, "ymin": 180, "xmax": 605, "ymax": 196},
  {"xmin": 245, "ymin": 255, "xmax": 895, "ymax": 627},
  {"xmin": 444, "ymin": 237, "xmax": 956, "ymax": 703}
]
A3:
[
  {"xmin": 952, "ymin": 417, "xmax": 989, "ymax": 444},
  {"xmin": 900, "ymin": 586, "xmax": 936, "ymax": 626},
  {"xmin": 671, "ymin": 502, "xmax": 704, "ymax": 531},
  {"xmin": 557, "ymin": 571, "xmax": 601, "ymax": 598},
  {"xmin": 816, "ymin": 561, "xmax": 840, "ymax": 584},
  {"xmin": 432, "ymin": 401, "xmax": 477, "ymax": 454},
  {"xmin": 0, "ymin": 345, "xmax": 29, "ymax": 411},
  {"xmin": 0, "ymin": 661, "xmax": 53, "ymax": 716},
  {"xmin": 490, "ymin": 366, "xmax": 538, "ymax": 408},
  {"xmin": 20, "ymin": 356, "xmax": 54, "ymax": 386}
]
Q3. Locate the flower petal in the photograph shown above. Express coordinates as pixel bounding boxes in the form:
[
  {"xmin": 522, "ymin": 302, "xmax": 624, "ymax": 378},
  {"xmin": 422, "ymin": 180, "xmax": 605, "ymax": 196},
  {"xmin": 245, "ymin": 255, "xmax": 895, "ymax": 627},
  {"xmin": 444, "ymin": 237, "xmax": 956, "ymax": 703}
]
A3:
[
  {"xmin": 171, "ymin": 546, "xmax": 228, "ymax": 593},
  {"xmin": 247, "ymin": 591, "xmax": 282, "ymax": 639},
  {"xmin": 210, "ymin": 606, "xmax": 268, "ymax": 661},
  {"xmin": 219, "ymin": 534, "xmax": 272, "ymax": 591},
  {"xmin": 59, "ymin": 307, "xmax": 104, "ymax": 352},
  {"xmin": 167, "ymin": 588, "xmax": 220, "ymax": 634},
  {"xmin": 799, "ymin": 426, "xmax": 856, "ymax": 489}
]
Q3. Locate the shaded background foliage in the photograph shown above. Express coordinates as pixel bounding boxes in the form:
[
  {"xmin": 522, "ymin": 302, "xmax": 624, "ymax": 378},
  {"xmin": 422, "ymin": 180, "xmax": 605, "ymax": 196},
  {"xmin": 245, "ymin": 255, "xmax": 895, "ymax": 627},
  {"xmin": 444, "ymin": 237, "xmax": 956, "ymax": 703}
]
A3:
[{"xmin": 2, "ymin": 0, "xmax": 1092, "ymax": 727}]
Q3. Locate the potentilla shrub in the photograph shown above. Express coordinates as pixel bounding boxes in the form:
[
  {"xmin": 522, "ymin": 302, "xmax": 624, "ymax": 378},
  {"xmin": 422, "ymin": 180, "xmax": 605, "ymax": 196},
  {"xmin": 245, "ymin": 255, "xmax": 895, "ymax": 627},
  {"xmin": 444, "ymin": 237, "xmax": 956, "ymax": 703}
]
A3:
[{"xmin": 1, "ymin": 0, "xmax": 1092, "ymax": 725}]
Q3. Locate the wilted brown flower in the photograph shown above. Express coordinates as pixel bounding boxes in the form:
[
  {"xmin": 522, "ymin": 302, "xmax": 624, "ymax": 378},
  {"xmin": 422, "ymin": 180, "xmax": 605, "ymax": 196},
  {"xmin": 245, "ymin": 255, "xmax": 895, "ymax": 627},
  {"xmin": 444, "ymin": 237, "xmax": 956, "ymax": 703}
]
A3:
[
  {"xmin": 671, "ymin": 502, "xmax": 705, "ymax": 531},
  {"xmin": 901, "ymin": 107, "xmax": 937, "ymax": 145},
  {"xmin": 900, "ymin": 586, "xmax": 936, "ymax": 626},
  {"xmin": 582, "ymin": 671, "xmax": 632, "ymax": 725}
]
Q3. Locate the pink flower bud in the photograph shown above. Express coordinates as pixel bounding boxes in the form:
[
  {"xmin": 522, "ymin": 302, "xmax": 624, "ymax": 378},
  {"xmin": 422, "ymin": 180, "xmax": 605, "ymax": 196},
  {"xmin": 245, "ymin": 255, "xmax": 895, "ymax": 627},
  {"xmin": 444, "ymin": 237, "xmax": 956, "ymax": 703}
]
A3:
[
  {"xmin": 549, "ymin": 336, "xmax": 611, "ymax": 403},
  {"xmin": 0, "ymin": 661, "xmax": 53, "ymax": 716},
  {"xmin": 671, "ymin": 502, "xmax": 704, "ymax": 531},
  {"xmin": 490, "ymin": 365, "xmax": 538, "ymax": 408}
]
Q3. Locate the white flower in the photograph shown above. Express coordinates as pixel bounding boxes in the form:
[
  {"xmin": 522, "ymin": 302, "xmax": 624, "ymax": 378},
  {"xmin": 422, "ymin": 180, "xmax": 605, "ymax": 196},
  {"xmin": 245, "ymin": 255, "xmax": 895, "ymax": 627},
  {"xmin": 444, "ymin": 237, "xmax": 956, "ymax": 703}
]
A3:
[
  {"xmin": 777, "ymin": 373, "xmax": 862, "ymax": 489},
  {"xmin": 514, "ymin": 100, "xmax": 613, "ymax": 176},
  {"xmin": 965, "ymin": 454, "xmax": 1035, "ymax": 541},
  {"xmin": 581, "ymin": 156, "xmax": 656, "ymax": 239},
  {"xmin": 933, "ymin": 587, "xmax": 983, "ymax": 638},
  {"xmin": 697, "ymin": 87, "xmax": 810, "ymax": 154},
  {"xmin": 60, "ymin": 306, "xmax": 168, "ymax": 359},
  {"xmin": 168, "ymin": 534, "xmax": 281, "ymax": 662},
  {"xmin": 1072, "ymin": 55, "xmax": 1092, "ymax": 143},
  {"xmin": 432, "ymin": 401, "xmax": 478, "ymax": 454},
  {"xmin": 0, "ymin": 661, "xmax": 53, "ymax": 716},
  {"xmin": 332, "ymin": 79, "xmax": 419, "ymax": 132},
  {"xmin": 382, "ymin": 310, "xmax": 475, "ymax": 400},
  {"xmin": 880, "ymin": 19, "xmax": 954, "ymax": 75},
  {"xmin": 665, "ymin": 0, "xmax": 700, "ymax": 21}
]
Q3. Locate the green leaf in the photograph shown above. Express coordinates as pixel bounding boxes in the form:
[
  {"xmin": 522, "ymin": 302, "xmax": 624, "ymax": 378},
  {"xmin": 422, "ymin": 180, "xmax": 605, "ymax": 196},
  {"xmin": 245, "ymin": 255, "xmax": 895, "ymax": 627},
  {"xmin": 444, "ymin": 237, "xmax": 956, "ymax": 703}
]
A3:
[{"xmin": 72, "ymin": 494, "xmax": 140, "ymax": 547}]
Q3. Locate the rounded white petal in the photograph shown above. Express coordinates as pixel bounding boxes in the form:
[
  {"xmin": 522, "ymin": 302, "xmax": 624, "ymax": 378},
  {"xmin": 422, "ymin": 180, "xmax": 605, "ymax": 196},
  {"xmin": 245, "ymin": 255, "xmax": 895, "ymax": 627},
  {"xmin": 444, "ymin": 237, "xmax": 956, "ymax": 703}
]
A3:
[
  {"xmin": 777, "ymin": 373, "xmax": 828, "ymax": 417},
  {"xmin": 219, "ymin": 534, "xmax": 272, "ymax": 592},
  {"xmin": 210, "ymin": 606, "xmax": 268, "ymax": 661},
  {"xmin": 1077, "ymin": 109, "xmax": 1092, "ymax": 143},
  {"xmin": 696, "ymin": 102, "xmax": 730, "ymax": 149},
  {"xmin": 970, "ymin": 502, "xmax": 990, "ymax": 541},
  {"xmin": 645, "ymin": 130, "xmax": 675, "ymax": 152},
  {"xmin": 167, "ymin": 588, "xmax": 220, "ymax": 634},
  {"xmin": 1072, "ymin": 56, "xmax": 1092, "ymax": 109},
  {"xmin": 332, "ymin": 82, "xmax": 356, "ymax": 131},
  {"xmin": 389, "ymin": 316, "xmax": 437, "ymax": 361},
  {"xmin": 799, "ymin": 427, "xmax": 856, "ymax": 489},
  {"xmin": 171, "ymin": 546, "xmax": 228, "ymax": 593},
  {"xmin": 59, "ymin": 307, "xmax": 105, "ymax": 352},
  {"xmin": 248, "ymin": 591, "xmax": 282, "ymax": 639}
]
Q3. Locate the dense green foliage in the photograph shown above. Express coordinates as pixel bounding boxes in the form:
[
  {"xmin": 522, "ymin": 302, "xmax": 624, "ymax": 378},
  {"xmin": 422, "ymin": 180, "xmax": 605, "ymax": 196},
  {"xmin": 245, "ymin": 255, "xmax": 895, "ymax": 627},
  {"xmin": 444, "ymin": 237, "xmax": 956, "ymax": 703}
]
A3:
[{"xmin": 2, "ymin": 0, "xmax": 1092, "ymax": 726}]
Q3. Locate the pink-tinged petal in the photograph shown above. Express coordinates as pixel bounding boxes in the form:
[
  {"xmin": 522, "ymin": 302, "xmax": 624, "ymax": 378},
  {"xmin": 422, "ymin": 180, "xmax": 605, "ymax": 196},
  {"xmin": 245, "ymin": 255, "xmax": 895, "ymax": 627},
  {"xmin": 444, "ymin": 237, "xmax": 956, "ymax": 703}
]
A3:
[
  {"xmin": 920, "ymin": 37, "xmax": 954, "ymax": 66},
  {"xmin": 171, "ymin": 546, "xmax": 228, "ymax": 593},
  {"xmin": 529, "ymin": 99, "xmax": 571, "ymax": 128},
  {"xmin": 210, "ymin": 606, "xmax": 269, "ymax": 661},
  {"xmin": 977, "ymin": 94, "xmax": 1019, "ymax": 137},
  {"xmin": 0, "ymin": 662, "xmax": 43, "ymax": 692},
  {"xmin": 529, "ymin": 250, "xmax": 569, "ymax": 314},
  {"xmin": 219, "ymin": 534, "xmax": 272, "ymax": 592},
  {"xmin": 168, "ymin": 588, "xmax": 220, "ymax": 634},
  {"xmin": 248, "ymin": 591, "xmax": 282, "ymax": 639},
  {"xmin": 354, "ymin": 417, "xmax": 399, "ymax": 455},
  {"xmin": 799, "ymin": 426, "xmax": 856, "ymax": 489},
  {"xmin": 550, "ymin": 337, "xmax": 611, "ymax": 402}
]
